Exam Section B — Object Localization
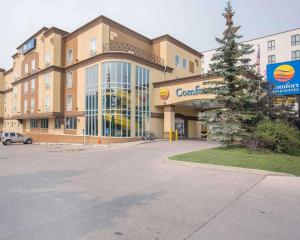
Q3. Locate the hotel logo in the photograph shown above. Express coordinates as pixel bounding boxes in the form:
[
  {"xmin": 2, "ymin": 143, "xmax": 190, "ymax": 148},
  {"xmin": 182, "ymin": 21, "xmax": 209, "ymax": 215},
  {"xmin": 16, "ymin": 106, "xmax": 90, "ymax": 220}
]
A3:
[
  {"xmin": 274, "ymin": 64, "xmax": 295, "ymax": 82},
  {"xmin": 160, "ymin": 88, "xmax": 169, "ymax": 100}
]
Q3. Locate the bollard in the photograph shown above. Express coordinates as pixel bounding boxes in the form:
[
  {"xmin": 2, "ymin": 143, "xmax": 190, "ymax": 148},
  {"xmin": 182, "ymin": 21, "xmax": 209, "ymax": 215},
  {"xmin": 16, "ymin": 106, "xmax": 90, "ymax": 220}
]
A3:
[
  {"xmin": 169, "ymin": 131, "xmax": 172, "ymax": 143},
  {"xmin": 175, "ymin": 129, "xmax": 178, "ymax": 142}
]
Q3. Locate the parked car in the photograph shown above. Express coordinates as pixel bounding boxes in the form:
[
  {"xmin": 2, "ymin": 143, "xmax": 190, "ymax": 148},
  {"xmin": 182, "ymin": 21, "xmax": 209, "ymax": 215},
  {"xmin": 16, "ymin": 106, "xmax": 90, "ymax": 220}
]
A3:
[{"xmin": 1, "ymin": 132, "xmax": 33, "ymax": 145}]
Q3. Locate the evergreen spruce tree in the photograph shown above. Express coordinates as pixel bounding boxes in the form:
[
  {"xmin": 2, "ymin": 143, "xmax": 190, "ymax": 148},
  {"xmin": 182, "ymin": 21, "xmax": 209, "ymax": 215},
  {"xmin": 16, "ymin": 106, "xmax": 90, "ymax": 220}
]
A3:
[
  {"xmin": 203, "ymin": 0, "xmax": 263, "ymax": 144},
  {"xmin": 203, "ymin": 0, "xmax": 298, "ymax": 145}
]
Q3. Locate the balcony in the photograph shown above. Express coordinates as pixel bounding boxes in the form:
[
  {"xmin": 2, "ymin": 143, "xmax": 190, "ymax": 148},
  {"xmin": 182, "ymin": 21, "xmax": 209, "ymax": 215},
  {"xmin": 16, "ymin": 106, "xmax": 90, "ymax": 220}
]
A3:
[{"xmin": 103, "ymin": 42, "xmax": 164, "ymax": 67}]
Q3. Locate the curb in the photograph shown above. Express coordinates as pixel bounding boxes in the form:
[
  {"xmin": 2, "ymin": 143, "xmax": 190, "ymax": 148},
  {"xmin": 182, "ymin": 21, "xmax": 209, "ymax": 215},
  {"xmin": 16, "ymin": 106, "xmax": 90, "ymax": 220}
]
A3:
[
  {"xmin": 163, "ymin": 157, "xmax": 294, "ymax": 177},
  {"xmin": 136, "ymin": 139, "xmax": 167, "ymax": 145},
  {"xmin": 33, "ymin": 142, "xmax": 110, "ymax": 147}
]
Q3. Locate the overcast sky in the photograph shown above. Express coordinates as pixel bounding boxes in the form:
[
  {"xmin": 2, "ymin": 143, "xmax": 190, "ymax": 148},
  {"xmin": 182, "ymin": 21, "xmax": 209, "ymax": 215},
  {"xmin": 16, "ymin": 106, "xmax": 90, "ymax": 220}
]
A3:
[{"xmin": 1, "ymin": 0, "xmax": 300, "ymax": 69}]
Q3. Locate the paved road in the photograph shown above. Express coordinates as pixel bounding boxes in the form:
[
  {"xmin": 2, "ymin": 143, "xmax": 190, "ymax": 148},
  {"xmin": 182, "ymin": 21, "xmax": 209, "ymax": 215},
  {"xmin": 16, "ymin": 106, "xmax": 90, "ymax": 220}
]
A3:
[{"xmin": 0, "ymin": 141, "xmax": 299, "ymax": 240}]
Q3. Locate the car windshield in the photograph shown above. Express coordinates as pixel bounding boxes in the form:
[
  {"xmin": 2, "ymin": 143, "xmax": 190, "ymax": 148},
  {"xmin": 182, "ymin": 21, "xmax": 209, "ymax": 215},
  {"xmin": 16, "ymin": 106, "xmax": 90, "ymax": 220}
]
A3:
[{"xmin": 17, "ymin": 133, "xmax": 23, "ymax": 137}]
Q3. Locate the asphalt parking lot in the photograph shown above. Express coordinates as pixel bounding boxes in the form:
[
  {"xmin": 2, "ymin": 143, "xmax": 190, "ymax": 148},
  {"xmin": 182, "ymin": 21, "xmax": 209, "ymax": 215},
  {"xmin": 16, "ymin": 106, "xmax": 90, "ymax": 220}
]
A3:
[{"xmin": 0, "ymin": 140, "xmax": 299, "ymax": 240}]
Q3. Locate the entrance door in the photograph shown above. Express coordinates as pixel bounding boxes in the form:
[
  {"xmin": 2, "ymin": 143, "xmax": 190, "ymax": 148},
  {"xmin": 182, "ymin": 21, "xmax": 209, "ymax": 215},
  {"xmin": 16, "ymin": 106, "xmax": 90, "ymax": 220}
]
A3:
[{"xmin": 175, "ymin": 118, "xmax": 185, "ymax": 138}]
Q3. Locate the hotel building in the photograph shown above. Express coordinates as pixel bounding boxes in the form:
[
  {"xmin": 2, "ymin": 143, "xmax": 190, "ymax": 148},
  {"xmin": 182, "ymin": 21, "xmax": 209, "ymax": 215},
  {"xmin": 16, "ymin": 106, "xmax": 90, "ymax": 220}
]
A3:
[
  {"xmin": 202, "ymin": 28, "xmax": 300, "ymax": 114},
  {"xmin": 0, "ymin": 16, "xmax": 219, "ymax": 143},
  {"xmin": 202, "ymin": 28, "xmax": 300, "ymax": 75}
]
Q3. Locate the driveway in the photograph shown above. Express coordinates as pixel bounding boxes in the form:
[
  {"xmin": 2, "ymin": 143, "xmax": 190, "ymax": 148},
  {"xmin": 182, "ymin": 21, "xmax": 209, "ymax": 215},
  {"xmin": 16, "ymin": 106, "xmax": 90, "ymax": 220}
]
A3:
[{"xmin": 0, "ymin": 140, "xmax": 299, "ymax": 240}]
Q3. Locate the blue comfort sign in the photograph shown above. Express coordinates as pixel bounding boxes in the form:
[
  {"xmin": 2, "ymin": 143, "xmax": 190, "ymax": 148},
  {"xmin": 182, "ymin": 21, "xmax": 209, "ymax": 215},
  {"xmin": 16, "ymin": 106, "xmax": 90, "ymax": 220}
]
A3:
[
  {"xmin": 176, "ymin": 85, "xmax": 202, "ymax": 97},
  {"xmin": 21, "ymin": 38, "xmax": 36, "ymax": 55},
  {"xmin": 267, "ymin": 60, "xmax": 300, "ymax": 96}
]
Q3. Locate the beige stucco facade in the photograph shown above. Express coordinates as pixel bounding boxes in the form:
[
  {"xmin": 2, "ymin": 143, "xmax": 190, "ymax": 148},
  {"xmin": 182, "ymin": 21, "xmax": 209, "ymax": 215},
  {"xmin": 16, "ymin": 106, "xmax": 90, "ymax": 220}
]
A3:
[{"xmin": 0, "ymin": 15, "xmax": 217, "ymax": 143}]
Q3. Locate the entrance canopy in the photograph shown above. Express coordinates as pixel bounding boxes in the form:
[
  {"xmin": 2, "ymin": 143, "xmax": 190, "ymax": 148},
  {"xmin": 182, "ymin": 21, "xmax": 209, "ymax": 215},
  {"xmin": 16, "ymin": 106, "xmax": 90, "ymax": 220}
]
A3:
[
  {"xmin": 152, "ymin": 75, "xmax": 222, "ymax": 139},
  {"xmin": 153, "ymin": 75, "xmax": 221, "ymax": 107}
]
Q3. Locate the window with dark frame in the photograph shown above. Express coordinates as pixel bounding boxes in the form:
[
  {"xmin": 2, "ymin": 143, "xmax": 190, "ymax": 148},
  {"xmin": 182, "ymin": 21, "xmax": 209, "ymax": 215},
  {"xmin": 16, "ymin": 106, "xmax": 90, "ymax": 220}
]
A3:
[
  {"xmin": 65, "ymin": 117, "xmax": 77, "ymax": 130},
  {"xmin": 267, "ymin": 40, "xmax": 275, "ymax": 51},
  {"xmin": 291, "ymin": 34, "xmax": 300, "ymax": 46},
  {"xmin": 268, "ymin": 55, "xmax": 276, "ymax": 64},
  {"xmin": 55, "ymin": 118, "xmax": 62, "ymax": 129},
  {"xmin": 292, "ymin": 50, "xmax": 300, "ymax": 60},
  {"xmin": 30, "ymin": 119, "xmax": 38, "ymax": 128},
  {"xmin": 41, "ymin": 118, "xmax": 49, "ymax": 129}
]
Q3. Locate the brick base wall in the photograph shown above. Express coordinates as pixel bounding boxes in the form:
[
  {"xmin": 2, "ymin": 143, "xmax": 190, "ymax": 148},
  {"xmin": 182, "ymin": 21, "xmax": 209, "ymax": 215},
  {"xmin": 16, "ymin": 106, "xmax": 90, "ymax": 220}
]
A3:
[{"xmin": 26, "ymin": 133, "xmax": 142, "ymax": 144}]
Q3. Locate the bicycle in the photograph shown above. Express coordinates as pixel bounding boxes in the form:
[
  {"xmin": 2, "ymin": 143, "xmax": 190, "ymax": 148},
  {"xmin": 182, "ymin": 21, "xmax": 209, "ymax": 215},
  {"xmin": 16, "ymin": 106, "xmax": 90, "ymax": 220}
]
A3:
[{"xmin": 143, "ymin": 131, "xmax": 155, "ymax": 141}]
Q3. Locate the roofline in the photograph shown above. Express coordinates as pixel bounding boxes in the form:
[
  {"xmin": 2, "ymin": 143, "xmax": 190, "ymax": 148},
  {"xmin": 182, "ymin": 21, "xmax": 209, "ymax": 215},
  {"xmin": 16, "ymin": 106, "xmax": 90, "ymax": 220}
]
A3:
[
  {"xmin": 4, "ymin": 68, "xmax": 13, "ymax": 75},
  {"xmin": 152, "ymin": 34, "xmax": 203, "ymax": 58},
  {"xmin": 16, "ymin": 27, "xmax": 49, "ymax": 50},
  {"xmin": 0, "ymin": 68, "xmax": 5, "ymax": 73},
  {"xmin": 64, "ymin": 15, "xmax": 152, "ymax": 44},
  {"xmin": 153, "ymin": 74, "xmax": 220, "ymax": 88},
  {"xmin": 44, "ymin": 27, "xmax": 69, "ymax": 38},
  {"xmin": 201, "ymin": 27, "xmax": 300, "ymax": 53},
  {"xmin": 64, "ymin": 15, "xmax": 202, "ymax": 57},
  {"xmin": 12, "ymin": 53, "xmax": 18, "ymax": 59}
]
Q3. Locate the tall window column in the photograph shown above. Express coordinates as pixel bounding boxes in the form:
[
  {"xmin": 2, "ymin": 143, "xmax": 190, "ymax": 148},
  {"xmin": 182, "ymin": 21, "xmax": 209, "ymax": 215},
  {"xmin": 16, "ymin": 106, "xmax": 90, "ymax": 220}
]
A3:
[
  {"xmin": 135, "ymin": 66, "xmax": 150, "ymax": 137},
  {"xmin": 101, "ymin": 62, "xmax": 132, "ymax": 137},
  {"xmin": 85, "ymin": 65, "xmax": 98, "ymax": 136}
]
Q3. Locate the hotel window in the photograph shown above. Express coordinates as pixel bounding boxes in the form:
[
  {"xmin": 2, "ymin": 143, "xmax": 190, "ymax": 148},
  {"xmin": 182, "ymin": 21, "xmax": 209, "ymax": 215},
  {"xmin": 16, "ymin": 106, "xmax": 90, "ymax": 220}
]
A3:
[
  {"xmin": 45, "ymin": 96, "xmax": 50, "ymax": 112},
  {"xmin": 292, "ymin": 50, "xmax": 300, "ymax": 60},
  {"xmin": 44, "ymin": 74, "xmax": 50, "ymax": 89},
  {"xmin": 268, "ymin": 55, "xmax": 276, "ymax": 64},
  {"xmin": 12, "ymin": 104, "xmax": 16, "ymax": 114},
  {"xmin": 24, "ymin": 63, "xmax": 29, "ymax": 74},
  {"xmin": 41, "ymin": 118, "xmax": 49, "ymax": 129},
  {"xmin": 31, "ymin": 59, "xmax": 36, "ymax": 71},
  {"xmin": 67, "ymin": 49, "xmax": 73, "ymax": 63},
  {"xmin": 31, "ymin": 79, "xmax": 35, "ymax": 93},
  {"xmin": 66, "ymin": 95, "xmax": 72, "ymax": 111},
  {"xmin": 45, "ymin": 52, "xmax": 51, "ymax": 66},
  {"xmin": 189, "ymin": 61, "xmax": 195, "ymax": 73},
  {"xmin": 291, "ymin": 34, "xmax": 300, "ymax": 46},
  {"xmin": 66, "ymin": 72, "xmax": 73, "ymax": 88},
  {"xmin": 267, "ymin": 40, "xmax": 275, "ymax": 51},
  {"xmin": 24, "ymin": 99, "xmax": 28, "ymax": 113},
  {"xmin": 175, "ymin": 55, "xmax": 180, "ymax": 66},
  {"xmin": 182, "ymin": 58, "xmax": 188, "ymax": 69},
  {"xmin": 135, "ymin": 66, "xmax": 150, "ymax": 137},
  {"xmin": 13, "ymin": 88, "xmax": 17, "ymax": 98},
  {"xmin": 102, "ymin": 62, "xmax": 131, "ymax": 137},
  {"xmin": 31, "ymin": 98, "xmax": 35, "ymax": 112},
  {"xmin": 55, "ymin": 118, "xmax": 62, "ymax": 129},
  {"xmin": 30, "ymin": 119, "xmax": 38, "ymax": 128},
  {"xmin": 90, "ymin": 37, "xmax": 97, "ymax": 55},
  {"xmin": 65, "ymin": 117, "xmax": 77, "ymax": 129},
  {"xmin": 24, "ymin": 82, "xmax": 28, "ymax": 94},
  {"xmin": 85, "ymin": 65, "xmax": 98, "ymax": 136}
]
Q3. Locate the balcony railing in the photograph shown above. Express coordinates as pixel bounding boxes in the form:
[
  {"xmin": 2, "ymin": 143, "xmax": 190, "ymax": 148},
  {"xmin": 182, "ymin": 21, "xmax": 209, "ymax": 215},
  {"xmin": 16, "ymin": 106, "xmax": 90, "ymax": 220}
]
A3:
[{"xmin": 103, "ymin": 42, "xmax": 165, "ymax": 67}]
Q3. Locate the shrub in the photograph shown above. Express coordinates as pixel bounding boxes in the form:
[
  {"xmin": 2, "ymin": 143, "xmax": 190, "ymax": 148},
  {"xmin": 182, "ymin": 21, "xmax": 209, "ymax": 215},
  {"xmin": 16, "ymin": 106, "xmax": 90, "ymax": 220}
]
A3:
[{"xmin": 254, "ymin": 120, "xmax": 300, "ymax": 155}]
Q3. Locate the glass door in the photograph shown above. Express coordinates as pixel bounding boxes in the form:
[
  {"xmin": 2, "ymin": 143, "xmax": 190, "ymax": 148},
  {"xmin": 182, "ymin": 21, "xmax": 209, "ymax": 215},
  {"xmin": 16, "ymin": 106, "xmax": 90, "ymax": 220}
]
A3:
[{"xmin": 175, "ymin": 118, "xmax": 185, "ymax": 139}]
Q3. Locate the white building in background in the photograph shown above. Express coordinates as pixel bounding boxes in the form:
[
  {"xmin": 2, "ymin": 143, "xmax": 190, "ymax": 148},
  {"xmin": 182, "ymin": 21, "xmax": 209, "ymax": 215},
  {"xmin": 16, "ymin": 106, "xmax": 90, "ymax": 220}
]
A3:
[{"xmin": 202, "ymin": 28, "xmax": 300, "ymax": 76}]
